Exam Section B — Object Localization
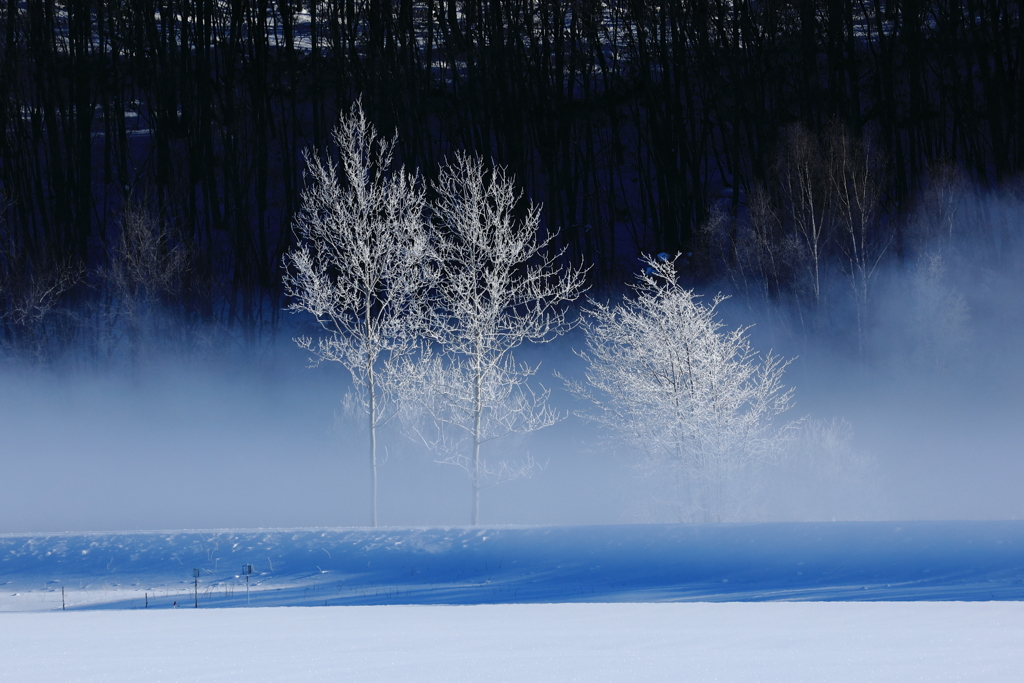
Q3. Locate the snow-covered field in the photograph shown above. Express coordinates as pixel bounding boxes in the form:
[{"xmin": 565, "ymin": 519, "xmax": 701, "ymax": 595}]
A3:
[
  {"xmin": 3, "ymin": 522, "xmax": 1023, "ymax": 681},
  {"xmin": 4, "ymin": 602, "xmax": 1023, "ymax": 682},
  {"xmin": 3, "ymin": 522, "xmax": 1023, "ymax": 609}
]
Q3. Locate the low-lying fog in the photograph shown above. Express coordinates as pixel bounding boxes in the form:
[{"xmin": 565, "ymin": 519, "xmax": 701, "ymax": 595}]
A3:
[
  {"xmin": 0, "ymin": 344, "xmax": 639, "ymax": 532},
  {"xmin": 2, "ymin": 238, "xmax": 1023, "ymax": 533}
]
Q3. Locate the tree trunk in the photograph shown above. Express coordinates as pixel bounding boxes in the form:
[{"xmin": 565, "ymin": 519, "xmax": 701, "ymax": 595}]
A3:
[
  {"xmin": 369, "ymin": 366, "xmax": 379, "ymax": 528},
  {"xmin": 473, "ymin": 350, "xmax": 485, "ymax": 528},
  {"xmin": 472, "ymin": 365, "xmax": 483, "ymax": 526}
]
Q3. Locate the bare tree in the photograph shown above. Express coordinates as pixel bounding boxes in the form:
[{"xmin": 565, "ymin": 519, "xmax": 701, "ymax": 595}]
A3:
[
  {"xmin": 915, "ymin": 162, "xmax": 966, "ymax": 250},
  {"xmin": 567, "ymin": 255, "xmax": 797, "ymax": 523},
  {"xmin": 103, "ymin": 196, "xmax": 190, "ymax": 369},
  {"xmin": 0, "ymin": 257, "xmax": 80, "ymax": 362},
  {"xmin": 0, "ymin": 199, "xmax": 81, "ymax": 362},
  {"xmin": 283, "ymin": 100, "xmax": 431, "ymax": 527},
  {"xmin": 826, "ymin": 125, "xmax": 889, "ymax": 353},
  {"xmin": 701, "ymin": 188, "xmax": 802, "ymax": 309},
  {"xmin": 777, "ymin": 124, "xmax": 834, "ymax": 308},
  {"xmin": 409, "ymin": 152, "xmax": 588, "ymax": 525}
]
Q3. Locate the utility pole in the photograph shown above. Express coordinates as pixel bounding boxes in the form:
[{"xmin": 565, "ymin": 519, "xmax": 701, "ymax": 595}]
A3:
[{"xmin": 242, "ymin": 564, "xmax": 253, "ymax": 605}]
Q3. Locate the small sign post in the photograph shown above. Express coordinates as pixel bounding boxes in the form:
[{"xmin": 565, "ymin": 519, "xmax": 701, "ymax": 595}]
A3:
[
  {"xmin": 242, "ymin": 564, "xmax": 253, "ymax": 605},
  {"xmin": 192, "ymin": 568, "xmax": 200, "ymax": 608}
]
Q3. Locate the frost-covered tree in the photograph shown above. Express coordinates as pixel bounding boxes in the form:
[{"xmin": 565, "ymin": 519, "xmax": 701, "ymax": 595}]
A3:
[
  {"xmin": 769, "ymin": 418, "xmax": 878, "ymax": 521},
  {"xmin": 567, "ymin": 255, "xmax": 797, "ymax": 523},
  {"xmin": 283, "ymin": 100, "xmax": 431, "ymax": 527},
  {"xmin": 409, "ymin": 153, "xmax": 588, "ymax": 525}
]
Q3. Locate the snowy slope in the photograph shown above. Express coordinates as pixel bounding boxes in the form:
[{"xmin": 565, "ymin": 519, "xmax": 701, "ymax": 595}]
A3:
[{"xmin": 2, "ymin": 521, "xmax": 1023, "ymax": 611}]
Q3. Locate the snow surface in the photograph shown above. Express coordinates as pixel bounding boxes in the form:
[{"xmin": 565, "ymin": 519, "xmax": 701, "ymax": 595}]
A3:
[
  {"xmin": 3, "ymin": 602, "xmax": 1024, "ymax": 682},
  {"xmin": 3, "ymin": 523, "xmax": 1022, "ymax": 681},
  {"xmin": 2, "ymin": 521, "xmax": 1023, "ymax": 610}
]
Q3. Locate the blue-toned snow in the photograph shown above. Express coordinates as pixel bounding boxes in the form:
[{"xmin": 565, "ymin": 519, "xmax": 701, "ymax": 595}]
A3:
[
  {"xmin": 2, "ymin": 521, "xmax": 1023, "ymax": 611},
  {"xmin": 6, "ymin": 603, "xmax": 1024, "ymax": 682}
]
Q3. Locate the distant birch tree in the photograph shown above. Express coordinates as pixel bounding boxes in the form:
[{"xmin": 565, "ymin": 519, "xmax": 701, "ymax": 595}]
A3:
[
  {"xmin": 283, "ymin": 100, "xmax": 431, "ymax": 527},
  {"xmin": 567, "ymin": 255, "xmax": 797, "ymax": 523},
  {"xmin": 826, "ymin": 126, "xmax": 889, "ymax": 354},
  {"xmin": 104, "ymin": 196, "xmax": 190, "ymax": 370},
  {"xmin": 778, "ymin": 124, "xmax": 834, "ymax": 308},
  {"xmin": 409, "ymin": 153, "xmax": 588, "ymax": 525}
]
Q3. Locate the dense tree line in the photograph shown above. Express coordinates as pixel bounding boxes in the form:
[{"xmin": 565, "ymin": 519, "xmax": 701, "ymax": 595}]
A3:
[{"xmin": 1, "ymin": 0, "xmax": 1021, "ymax": 361}]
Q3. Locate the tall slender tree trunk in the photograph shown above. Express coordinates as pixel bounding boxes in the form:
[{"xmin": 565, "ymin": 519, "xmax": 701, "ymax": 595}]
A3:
[
  {"xmin": 472, "ymin": 363, "xmax": 483, "ymax": 525},
  {"xmin": 369, "ymin": 367, "xmax": 379, "ymax": 527}
]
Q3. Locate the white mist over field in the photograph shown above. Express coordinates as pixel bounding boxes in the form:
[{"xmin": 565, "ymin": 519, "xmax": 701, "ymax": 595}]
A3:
[
  {"xmin": 2, "ymin": 190, "xmax": 1024, "ymax": 532},
  {"xmin": 0, "ymin": 286, "xmax": 1022, "ymax": 533},
  {"xmin": 0, "ymin": 344, "xmax": 633, "ymax": 532}
]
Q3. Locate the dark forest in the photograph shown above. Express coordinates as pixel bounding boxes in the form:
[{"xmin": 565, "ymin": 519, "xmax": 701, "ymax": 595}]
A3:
[{"xmin": 1, "ymin": 0, "xmax": 1021, "ymax": 362}]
